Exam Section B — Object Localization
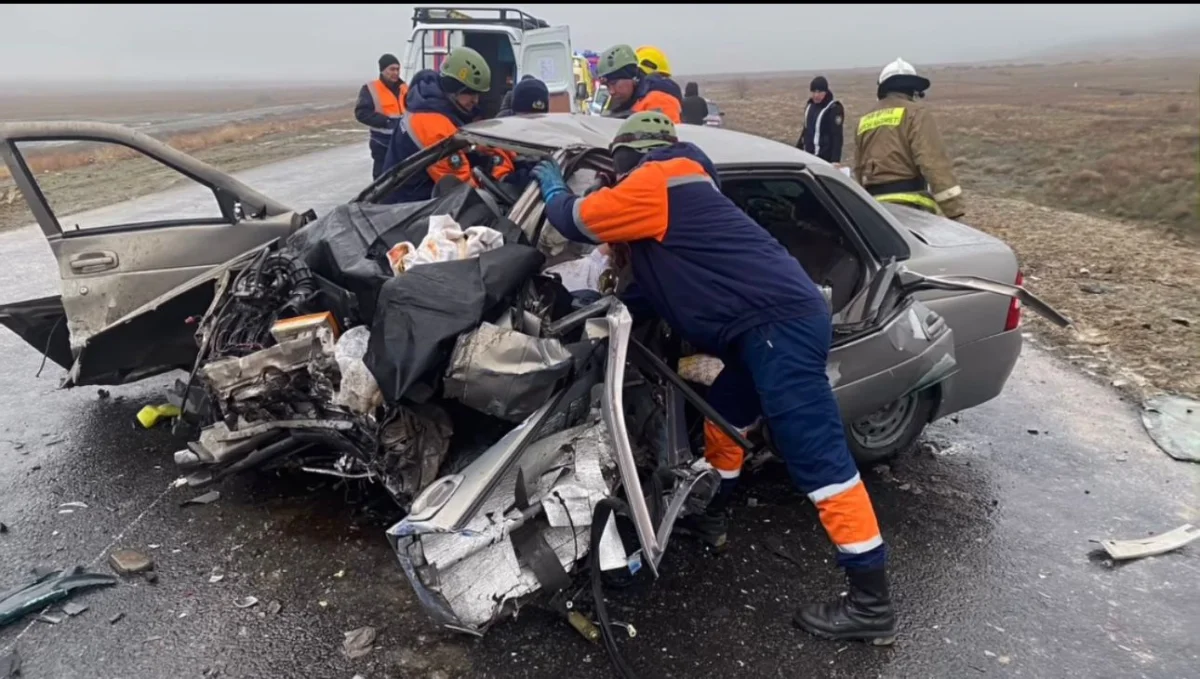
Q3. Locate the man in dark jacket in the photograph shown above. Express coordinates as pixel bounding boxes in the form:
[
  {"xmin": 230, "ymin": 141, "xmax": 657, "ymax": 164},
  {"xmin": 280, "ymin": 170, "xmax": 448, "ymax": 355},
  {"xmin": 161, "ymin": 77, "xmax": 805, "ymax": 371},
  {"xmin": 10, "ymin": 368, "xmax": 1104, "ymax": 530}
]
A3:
[
  {"xmin": 796, "ymin": 76, "xmax": 844, "ymax": 164},
  {"xmin": 530, "ymin": 112, "xmax": 897, "ymax": 646},
  {"xmin": 497, "ymin": 74, "xmax": 543, "ymax": 117},
  {"xmin": 681, "ymin": 81, "xmax": 708, "ymax": 125},
  {"xmin": 355, "ymin": 53, "xmax": 409, "ymax": 179}
]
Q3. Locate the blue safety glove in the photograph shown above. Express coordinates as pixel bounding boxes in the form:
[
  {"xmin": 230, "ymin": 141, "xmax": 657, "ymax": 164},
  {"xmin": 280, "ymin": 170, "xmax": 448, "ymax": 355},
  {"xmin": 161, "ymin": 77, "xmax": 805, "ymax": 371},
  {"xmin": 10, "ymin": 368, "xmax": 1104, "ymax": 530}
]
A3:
[{"xmin": 531, "ymin": 160, "xmax": 569, "ymax": 203}]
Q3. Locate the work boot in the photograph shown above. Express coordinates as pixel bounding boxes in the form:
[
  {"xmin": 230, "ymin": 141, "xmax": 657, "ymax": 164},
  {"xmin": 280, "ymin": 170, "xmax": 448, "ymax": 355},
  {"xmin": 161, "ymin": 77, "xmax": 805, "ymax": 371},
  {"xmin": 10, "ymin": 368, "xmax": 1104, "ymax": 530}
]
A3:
[
  {"xmin": 792, "ymin": 567, "xmax": 897, "ymax": 645},
  {"xmin": 675, "ymin": 507, "xmax": 729, "ymax": 550}
]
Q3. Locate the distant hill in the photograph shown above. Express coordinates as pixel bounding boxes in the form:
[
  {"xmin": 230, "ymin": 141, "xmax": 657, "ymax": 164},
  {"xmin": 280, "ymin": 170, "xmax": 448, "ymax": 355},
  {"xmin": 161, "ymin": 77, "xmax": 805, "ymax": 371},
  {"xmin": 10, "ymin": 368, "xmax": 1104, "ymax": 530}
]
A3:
[{"xmin": 1024, "ymin": 24, "xmax": 1200, "ymax": 62}]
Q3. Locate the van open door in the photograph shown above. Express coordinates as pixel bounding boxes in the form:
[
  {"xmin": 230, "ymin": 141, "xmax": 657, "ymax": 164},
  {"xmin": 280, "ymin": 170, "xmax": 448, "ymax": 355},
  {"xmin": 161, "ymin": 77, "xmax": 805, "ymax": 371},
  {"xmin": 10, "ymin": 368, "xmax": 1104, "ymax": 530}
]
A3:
[{"xmin": 520, "ymin": 26, "xmax": 575, "ymax": 113}]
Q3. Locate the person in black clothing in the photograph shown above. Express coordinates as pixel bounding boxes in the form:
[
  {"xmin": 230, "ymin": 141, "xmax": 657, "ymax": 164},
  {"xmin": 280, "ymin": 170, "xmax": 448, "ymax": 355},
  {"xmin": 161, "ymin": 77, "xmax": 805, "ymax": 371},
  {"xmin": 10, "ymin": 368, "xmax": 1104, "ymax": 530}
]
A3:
[
  {"xmin": 355, "ymin": 53, "xmax": 409, "ymax": 179},
  {"xmin": 681, "ymin": 81, "xmax": 709, "ymax": 125},
  {"xmin": 497, "ymin": 74, "xmax": 537, "ymax": 117},
  {"xmin": 795, "ymin": 76, "xmax": 844, "ymax": 163}
]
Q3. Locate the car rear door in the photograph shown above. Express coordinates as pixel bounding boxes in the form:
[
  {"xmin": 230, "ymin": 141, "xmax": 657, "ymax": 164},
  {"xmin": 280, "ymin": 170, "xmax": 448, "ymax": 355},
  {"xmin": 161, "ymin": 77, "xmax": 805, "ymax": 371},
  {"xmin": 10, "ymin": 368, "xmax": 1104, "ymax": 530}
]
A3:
[
  {"xmin": 0, "ymin": 122, "xmax": 308, "ymax": 383},
  {"xmin": 520, "ymin": 25, "xmax": 575, "ymax": 113}
]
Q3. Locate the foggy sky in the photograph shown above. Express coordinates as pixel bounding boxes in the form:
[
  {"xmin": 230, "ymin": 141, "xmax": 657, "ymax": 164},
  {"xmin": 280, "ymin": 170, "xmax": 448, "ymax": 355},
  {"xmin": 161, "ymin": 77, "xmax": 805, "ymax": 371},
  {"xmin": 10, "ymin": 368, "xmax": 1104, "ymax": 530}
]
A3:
[{"xmin": 2, "ymin": 3, "xmax": 1196, "ymax": 82}]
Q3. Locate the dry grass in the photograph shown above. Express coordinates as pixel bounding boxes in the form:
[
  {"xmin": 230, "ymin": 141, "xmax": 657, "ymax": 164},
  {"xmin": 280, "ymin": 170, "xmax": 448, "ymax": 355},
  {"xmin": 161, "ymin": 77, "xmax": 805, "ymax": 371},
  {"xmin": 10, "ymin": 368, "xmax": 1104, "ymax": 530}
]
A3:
[
  {"xmin": 694, "ymin": 57, "xmax": 1198, "ymax": 398},
  {"xmin": 0, "ymin": 84, "xmax": 353, "ymax": 120},
  {"xmin": 696, "ymin": 57, "xmax": 1199, "ymax": 232}
]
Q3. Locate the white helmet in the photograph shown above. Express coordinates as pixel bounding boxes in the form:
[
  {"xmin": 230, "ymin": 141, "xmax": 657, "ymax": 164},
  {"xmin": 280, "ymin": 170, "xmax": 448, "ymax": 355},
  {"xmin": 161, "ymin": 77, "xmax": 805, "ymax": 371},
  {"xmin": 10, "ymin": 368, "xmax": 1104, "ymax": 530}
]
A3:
[{"xmin": 877, "ymin": 58, "xmax": 930, "ymax": 97}]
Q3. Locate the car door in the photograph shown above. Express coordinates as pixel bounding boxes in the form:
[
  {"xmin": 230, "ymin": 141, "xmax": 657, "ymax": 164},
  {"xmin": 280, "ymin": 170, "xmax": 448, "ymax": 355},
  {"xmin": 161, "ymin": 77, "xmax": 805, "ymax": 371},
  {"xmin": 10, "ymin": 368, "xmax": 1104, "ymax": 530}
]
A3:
[
  {"xmin": 520, "ymin": 25, "xmax": 575, "ymax": 113},
  {"xmin": 0, "ymin": 121, "xmax": 308, "ymax": 384}
]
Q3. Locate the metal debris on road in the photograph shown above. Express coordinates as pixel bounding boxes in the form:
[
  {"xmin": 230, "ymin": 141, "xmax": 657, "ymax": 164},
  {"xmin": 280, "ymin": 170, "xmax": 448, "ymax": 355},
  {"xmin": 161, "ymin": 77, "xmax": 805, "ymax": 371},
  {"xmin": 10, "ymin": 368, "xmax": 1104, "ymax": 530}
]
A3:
[
  {"xmin": 58, "ymin": 502, "xmax": 88, "ymax": 510},
  {"xmin": 180, "ymin": 490, "xmax": 221, "ymax": 507},
  {"xmin": 36, "ymin": 613, "xmax": 64, "ymax": 625},
  {"xmin": 109, "ymin": 612, "xmax": 125, "ymax": 624},
  {"xmin": 233, "ymin": 596, "xmax": 259, "ymax": 609},
  {"xmin": 1093, "ymin": 524, "xmax": 1200, "ymax": 561},
  {"xmin": 266, "ymin": 600, "xmax": 282, "ymax": 616},
  {"xmin": 0, "ymin": 566, "xmax": 118, "ymax": 627},
  {"xmin": 108, "ymin": 549, "xmax": 154, "ymax": 575},
  {"xmin": 1141, "ymin": 395, "xmax": 1200, "ymax": 463},
  {"xmin": 209, "ymin": 567, "xmax": 226, "ymax": 584},
  {"xmin": 62, "ymin": 602, "xmax": 89, "ymax": 617},
  {"xmin": 342, "ymin": 626, "xmax": 377, "ymax": 659}
]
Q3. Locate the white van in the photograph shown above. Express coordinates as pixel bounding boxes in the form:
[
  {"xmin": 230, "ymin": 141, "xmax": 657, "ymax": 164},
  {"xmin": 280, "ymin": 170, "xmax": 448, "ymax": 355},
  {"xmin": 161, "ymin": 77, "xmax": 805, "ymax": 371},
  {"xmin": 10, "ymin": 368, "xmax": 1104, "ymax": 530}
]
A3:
[{"xmin": 401, "ymin": 7, "xmax": 576, "ymax": 119}]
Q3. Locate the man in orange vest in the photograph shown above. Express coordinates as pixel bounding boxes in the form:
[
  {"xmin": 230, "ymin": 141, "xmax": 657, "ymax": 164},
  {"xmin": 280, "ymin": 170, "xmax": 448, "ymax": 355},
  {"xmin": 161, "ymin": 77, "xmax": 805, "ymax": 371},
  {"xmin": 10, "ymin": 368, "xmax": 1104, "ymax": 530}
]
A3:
[{"xmin": 355, "ymin": 53, "xmax": 410, "ymax": 179}]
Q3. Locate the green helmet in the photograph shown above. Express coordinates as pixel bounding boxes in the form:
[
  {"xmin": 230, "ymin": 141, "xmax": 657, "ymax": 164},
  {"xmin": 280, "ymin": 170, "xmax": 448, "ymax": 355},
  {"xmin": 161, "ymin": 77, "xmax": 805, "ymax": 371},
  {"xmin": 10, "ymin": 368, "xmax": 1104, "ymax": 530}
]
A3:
[
  {"xmin": 597, "ymin": 44, "xmax": 640, "ymax": 79},
  {"xmin": 440, "ymin": 46, "xmax": 491, "ymax": 93},
  {"xmin": 610, "ymin": 111, "xmax": 678, "ymax": 151}
]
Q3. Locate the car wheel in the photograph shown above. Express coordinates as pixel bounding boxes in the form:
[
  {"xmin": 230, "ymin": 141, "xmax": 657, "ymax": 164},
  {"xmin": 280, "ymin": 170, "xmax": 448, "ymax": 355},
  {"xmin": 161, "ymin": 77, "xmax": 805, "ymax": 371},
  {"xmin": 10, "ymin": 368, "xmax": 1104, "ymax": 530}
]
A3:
[{"xmin": 845, "ymin": 389, "xmax": 937, "ymax": 465}]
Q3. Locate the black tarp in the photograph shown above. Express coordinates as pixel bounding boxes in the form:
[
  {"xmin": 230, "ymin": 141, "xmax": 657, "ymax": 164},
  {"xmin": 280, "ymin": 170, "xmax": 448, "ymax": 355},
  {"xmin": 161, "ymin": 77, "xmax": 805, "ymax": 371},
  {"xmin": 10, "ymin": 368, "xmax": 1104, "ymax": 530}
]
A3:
[
  {"xmin": 285, "ymin": 183, "xmax": 525, "ymax": 327},
  {"xmin": 365, "ymin": 245, "xmax": 544, "ymax": 404}
]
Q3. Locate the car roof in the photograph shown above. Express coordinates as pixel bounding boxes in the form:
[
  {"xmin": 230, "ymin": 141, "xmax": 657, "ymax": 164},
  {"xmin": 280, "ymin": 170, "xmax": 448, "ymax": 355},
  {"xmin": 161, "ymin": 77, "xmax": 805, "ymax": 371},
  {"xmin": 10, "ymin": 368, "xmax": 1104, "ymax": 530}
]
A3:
[{"xmin": 462, "ymin": 113, "xmax": 825, "ymax": 168}]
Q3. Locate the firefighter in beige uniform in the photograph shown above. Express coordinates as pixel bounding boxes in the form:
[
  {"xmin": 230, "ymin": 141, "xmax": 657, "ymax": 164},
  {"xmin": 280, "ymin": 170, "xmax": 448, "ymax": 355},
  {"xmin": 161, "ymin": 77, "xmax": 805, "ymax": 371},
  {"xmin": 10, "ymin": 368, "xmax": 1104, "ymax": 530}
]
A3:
[{"xmin": 853, "ymin": 58, "xmax": 966, "ymax": 220}]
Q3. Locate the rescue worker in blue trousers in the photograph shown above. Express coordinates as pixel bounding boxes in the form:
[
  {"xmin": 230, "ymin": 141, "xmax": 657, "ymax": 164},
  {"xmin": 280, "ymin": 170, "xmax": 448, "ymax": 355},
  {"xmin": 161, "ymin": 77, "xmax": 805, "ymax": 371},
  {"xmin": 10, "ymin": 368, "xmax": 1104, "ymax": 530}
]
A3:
[{"xmin": 531, "ymin": 112, "xmax": 898, "ymax": 644}]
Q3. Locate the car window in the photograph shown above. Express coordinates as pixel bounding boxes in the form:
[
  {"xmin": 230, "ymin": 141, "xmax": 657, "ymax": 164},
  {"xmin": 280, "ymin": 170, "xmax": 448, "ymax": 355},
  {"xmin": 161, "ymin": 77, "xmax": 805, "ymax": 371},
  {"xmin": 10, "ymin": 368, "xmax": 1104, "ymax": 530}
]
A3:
[
  {"xmin": 706, "ymin": 101, "xmax": 722, "ymax": 116},
  {"xmin": 12, "ymin": 139, "xmax": 227, "ymax": 234},
  {"xmin": 818, "ymin": 176, "xmax": 911, "ymax": 261}
]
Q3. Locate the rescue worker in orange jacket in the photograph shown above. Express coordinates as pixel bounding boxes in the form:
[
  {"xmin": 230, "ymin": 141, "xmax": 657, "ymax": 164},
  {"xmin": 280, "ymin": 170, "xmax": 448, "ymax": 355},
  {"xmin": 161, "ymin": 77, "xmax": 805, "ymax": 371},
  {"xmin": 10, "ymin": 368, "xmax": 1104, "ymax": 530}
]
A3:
[
  {"xmin": 355, "ymin": 53, "xmax": 410, "ymax": 180},
  {"xmin": 380, "ymin": 47, "xmax": 514, "ymax": 203},
  {"xmin": 596, "ymin": 44, "xmax": 683, "ymax": 124},
  {"xmin": 854, "ymin": 58, "xmax": 965, "ymax": 219},
  {"xmin": 531, "ymin": 112, "xmax": 898, "ymax": 646}
]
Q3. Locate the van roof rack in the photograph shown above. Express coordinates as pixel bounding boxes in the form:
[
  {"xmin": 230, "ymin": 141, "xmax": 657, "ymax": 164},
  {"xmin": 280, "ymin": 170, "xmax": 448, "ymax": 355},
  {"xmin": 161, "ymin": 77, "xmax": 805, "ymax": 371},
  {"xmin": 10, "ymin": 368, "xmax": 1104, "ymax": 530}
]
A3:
[{"xmin": 412, "ymin": 6, "xmax": 549, "ymax": 30}]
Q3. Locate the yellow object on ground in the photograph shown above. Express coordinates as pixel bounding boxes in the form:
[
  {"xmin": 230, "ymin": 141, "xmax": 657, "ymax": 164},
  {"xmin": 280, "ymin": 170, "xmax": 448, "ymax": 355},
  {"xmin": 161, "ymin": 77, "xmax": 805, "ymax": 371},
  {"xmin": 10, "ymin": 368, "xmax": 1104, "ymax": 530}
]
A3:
[{"xmin": 137, "ymin": 404, "xmax": 181, "ymax": 429}]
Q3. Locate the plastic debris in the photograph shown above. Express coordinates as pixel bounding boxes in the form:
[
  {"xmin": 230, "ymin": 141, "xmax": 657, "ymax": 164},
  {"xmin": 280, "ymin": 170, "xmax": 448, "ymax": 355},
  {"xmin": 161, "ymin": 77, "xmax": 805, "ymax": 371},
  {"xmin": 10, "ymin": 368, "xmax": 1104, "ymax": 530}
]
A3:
[
  {"xmin": 1141, "ymin": 395, "xmax": 1200, "ymax": 463},
  {"xmin": 342, "ymin": 626, "xmax": 377, "ymax": 659},
  {"xmin": 180, "ymin": 491, "xmax": 221, "ymax": 507},
  {"xmin": 62, "ymin": 602, "xmax": 88, "ymax": 617},
  {"xmin": 266, "ymin": 600, "xmax": 282, "ymax": 616},
  {"xmin": 0, "ymin": 566, "xmax": 118, "ymax": 627},
  {"xmin": 233, "ymin": 596, "xmax": 259, "ymax": 609},
  {"xmin": 209, "ymin": 567, "xmax": 225, "ymax": 584},
  {"xmin": 36, "ymin": 613, "xmax": 63, "ymax": 625},
  {"xmin": 59, "ymin": 502, "xmax": 88, "ymax": 510},
  {"xmin": 1093, "ymin": 524, "xmax": 1200, "ymax": 561},
  {"xmin": 108, "ymin": 549, "xmax": 154, "ymax": 575},
  {"xmin": 136, "ymin": 403, "xmax": 181, "ymax": 429},
  {"xmin": 109, "ymin": 612, "xmax": 125, "ymax": 624}
]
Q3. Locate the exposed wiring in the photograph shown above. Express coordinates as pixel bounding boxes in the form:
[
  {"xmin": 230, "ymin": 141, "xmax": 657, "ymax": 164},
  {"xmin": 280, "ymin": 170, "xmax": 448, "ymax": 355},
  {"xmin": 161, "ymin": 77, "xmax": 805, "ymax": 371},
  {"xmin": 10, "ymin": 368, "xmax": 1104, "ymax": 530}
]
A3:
[
  {"xmin": 590, "ymin": 498, "xmax": 638, "ymax": 679},
  {"xmin": 34, "ymin": 314, "xmax": 65, "ymax": 378}
]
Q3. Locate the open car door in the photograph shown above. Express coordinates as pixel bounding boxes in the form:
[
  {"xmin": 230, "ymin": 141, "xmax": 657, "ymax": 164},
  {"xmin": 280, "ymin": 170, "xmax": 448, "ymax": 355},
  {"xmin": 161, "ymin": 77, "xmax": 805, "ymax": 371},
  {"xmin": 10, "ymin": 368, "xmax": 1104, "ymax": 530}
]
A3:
[
  {"xmin": 0, "ymin": 122, "xmax": 311, "ymax": 386},
  {"xmin": 520, "ymin": 25, "xmax": 575, "ymax": 113}
]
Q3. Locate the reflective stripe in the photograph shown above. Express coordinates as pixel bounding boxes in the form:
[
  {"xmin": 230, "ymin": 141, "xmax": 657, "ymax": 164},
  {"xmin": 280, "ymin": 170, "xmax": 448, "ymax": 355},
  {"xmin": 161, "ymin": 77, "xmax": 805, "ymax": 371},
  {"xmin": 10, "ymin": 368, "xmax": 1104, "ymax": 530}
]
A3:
[
  {"xmin": 569, "ymin": 200, "xmax": 602, "ymax": 243},
  {"xmin": 876, "ymin": 192, "xmax": 941, "ymax": 214},
  {"xmin": 367, "ymin": 79, "xmax": 402, "ymax": 134},
  {"xmin": 933, "ymin": 185, "xmax": 962, "ymax": 202},
  {"xmin": 812, "ymin": 97, "xmax": 837, "ymax": 157},
  {"xmin": 857, "ymin": 107, "xmax": 905, "ymax": 135},
  {"xmin": 666, "ymin": 174, "xmax": 715, "ymax": 189},
  {"xmin": 837, "ymin": 535, "xmax": 884, "ymax": 555},
  {"xmin": 716, "ymin": 467, "xmax": 741, "ymax": 480},
  {"xmin": 808, "ymin": 472, "xmax": 862, "ymax": 504}
]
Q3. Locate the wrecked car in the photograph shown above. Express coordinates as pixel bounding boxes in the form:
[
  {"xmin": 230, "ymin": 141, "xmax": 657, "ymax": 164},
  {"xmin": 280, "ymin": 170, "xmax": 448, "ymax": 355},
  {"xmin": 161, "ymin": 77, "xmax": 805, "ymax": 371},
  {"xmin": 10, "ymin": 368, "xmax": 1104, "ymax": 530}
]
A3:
[{"xmin": 0, "ymin": 117, "xmax": 1069, "ymax": 636}]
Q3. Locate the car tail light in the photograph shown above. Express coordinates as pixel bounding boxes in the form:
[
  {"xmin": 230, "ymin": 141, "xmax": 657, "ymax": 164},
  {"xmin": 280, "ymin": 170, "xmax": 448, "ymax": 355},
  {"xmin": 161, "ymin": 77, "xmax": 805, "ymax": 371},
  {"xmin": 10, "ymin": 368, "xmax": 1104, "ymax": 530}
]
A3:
[{"xmin": 1005, "ymin": 271, "xmax": 1024, "ymax": 331}]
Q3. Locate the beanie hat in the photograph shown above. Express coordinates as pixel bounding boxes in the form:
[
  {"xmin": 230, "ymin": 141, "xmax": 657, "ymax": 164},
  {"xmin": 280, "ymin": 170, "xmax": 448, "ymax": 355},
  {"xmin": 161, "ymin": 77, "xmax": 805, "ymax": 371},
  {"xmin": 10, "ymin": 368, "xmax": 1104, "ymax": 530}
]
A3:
[
  {"xmin": 379, "ymin": 53, "xmax": 400, "ymax": 72},
  {"xmin": 512, "ymin": 78, "xmax": 550, "ymax": 113},
  {"xmin": 810, "ymin": 76, "xmax": 829, "ymax": 92}
]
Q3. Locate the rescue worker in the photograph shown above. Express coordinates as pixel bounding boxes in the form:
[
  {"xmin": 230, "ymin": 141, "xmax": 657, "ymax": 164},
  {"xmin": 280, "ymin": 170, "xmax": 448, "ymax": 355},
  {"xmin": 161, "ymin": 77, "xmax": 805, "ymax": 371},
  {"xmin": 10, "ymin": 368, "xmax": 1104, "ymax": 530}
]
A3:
[
  {"xmin": 681, "ymin": 81, "xmax": 709, "ymax": 126},
  {"xmin": 380, "ymin": 47, "xmax": 513, "ymax": 203},
  {"xmin": 796, "ymin": 76, "xmax": 844, "ymax": 163},
  {"xmin": 596, "ymin": 44, "xmax": 683, "ymax": 123},
  {"xmin": 354, "ymin": 53, "xmax": 409, "ymax": 180},
  {"xmin": 529, "ymin": 112, "xmax": 897, "ymax": 645},
  {"xmin": 497, "ymin": 74, "xmax": 543, "ymax": 117},
  {"xmin": 854, "ymin": 58, "xmax": 965, "ymax": 219},
  {"xmin": 635, "ymin": 45, "xmax": 672, "ymax": 77}
]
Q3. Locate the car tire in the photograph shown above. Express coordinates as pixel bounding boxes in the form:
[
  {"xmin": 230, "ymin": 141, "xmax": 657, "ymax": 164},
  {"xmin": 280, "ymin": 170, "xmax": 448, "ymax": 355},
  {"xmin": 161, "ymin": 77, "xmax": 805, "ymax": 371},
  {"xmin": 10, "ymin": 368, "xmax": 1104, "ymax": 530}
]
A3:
[{"xmin": 845, "ymin": 389, "xmax": 937, "ymax": 466}]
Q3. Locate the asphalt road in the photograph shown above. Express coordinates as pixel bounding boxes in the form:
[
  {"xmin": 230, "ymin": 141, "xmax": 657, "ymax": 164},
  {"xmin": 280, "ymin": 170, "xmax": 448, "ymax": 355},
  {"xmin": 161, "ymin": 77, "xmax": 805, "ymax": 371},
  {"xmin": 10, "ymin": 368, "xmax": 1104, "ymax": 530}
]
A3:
[{"xmin": 1, "ymin": 145, "xmax": 1197, "ymax": 679}]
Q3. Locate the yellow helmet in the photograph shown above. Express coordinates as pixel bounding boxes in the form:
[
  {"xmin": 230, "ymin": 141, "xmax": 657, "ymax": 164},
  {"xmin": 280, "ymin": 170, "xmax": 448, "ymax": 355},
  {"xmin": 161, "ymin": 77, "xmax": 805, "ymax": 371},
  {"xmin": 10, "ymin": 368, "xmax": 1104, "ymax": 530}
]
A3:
[{"xmin": 636, "ymin": 46, "xmax": 671, "ymax": 77}]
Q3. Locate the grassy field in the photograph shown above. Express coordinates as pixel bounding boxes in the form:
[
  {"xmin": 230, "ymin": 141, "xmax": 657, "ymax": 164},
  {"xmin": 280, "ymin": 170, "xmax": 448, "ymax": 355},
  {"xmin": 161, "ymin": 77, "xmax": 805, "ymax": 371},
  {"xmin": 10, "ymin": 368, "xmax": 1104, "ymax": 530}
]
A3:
[
  {"xmin": 697, "ymin": 57, "xmax": 1199, "ymax": 399},
  {"xmin": 695, "ymin": 57, "xmax": 1198, "ymax": 233},
  {"xmin": 0, "ymin": 83, "xmax": 354, "ymax": 119}
]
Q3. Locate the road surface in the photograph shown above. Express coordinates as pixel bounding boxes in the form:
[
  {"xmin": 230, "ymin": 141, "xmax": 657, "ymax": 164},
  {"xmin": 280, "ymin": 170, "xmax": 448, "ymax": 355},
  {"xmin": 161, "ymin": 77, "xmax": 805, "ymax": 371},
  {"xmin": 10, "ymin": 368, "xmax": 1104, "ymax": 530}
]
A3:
[{"xmin": 0, "ymin": 145, "xmax": 1196, "ymax": 679}]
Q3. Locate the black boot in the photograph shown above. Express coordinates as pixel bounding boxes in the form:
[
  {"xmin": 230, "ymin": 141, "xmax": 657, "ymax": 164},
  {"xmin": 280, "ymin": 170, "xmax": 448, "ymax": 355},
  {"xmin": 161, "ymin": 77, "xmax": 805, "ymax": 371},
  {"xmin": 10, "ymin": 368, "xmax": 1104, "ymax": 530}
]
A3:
[
  {"xmin": 792, "ymin": 567, "xmax": 897, "ymax": 645},
  {"xmin": 676, "ymin": 506, "xmax": 728, "ymax": 549}
]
